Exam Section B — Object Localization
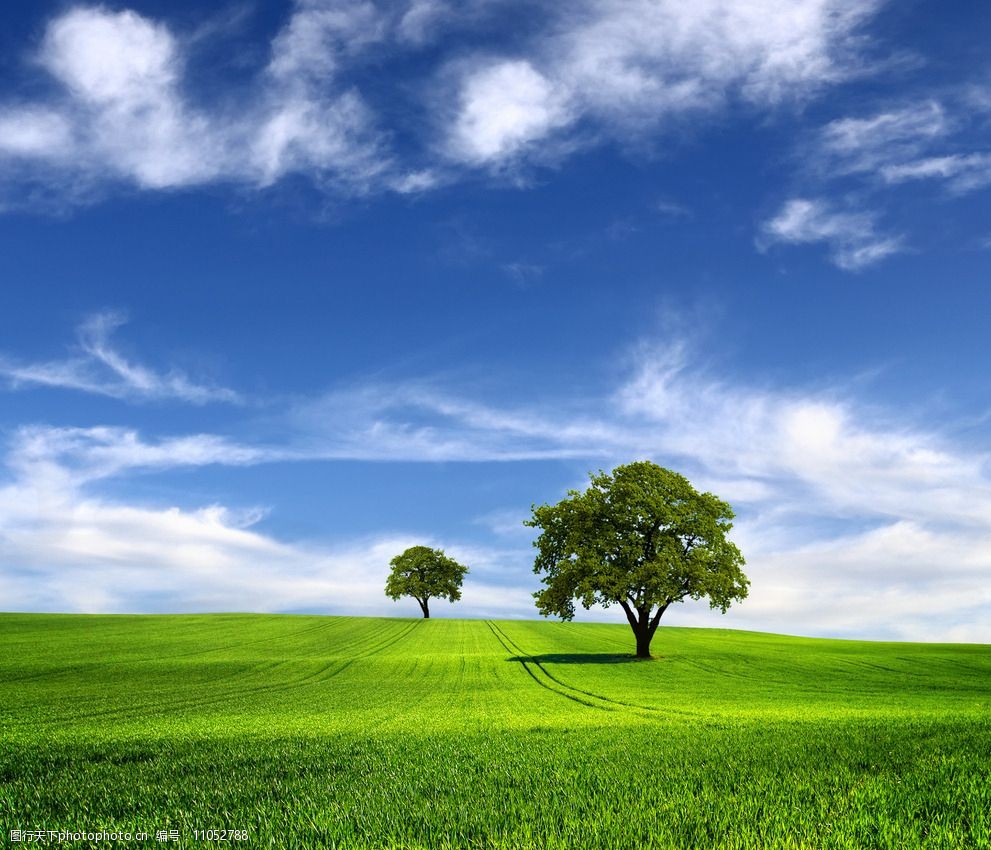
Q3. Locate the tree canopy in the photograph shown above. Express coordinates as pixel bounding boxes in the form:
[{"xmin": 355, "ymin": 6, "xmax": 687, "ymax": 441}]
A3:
[
  {"xmin": 526, "ymin": 461, "xmax": 748, "ymax": 658},
  {"xmin": 385, "ymin": 545, "xmax": 469, "ymax": 619}
]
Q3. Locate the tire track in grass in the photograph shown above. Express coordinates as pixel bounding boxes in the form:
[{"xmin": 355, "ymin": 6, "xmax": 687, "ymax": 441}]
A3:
[
  {"xmin": 485, "ymin": 621, "xmax": 616, "ymax": 712},
  {"xmin": 491, "ymin": 621, "xmax": 687, "ymax": 716},
  {"xmin": 356, "ymin": 619, "xmax": 423, "ymax": 659}
]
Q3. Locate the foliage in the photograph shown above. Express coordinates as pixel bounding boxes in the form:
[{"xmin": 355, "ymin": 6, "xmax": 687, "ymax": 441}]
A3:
[
  {"xmin": 527, "ymin": 461, "xmax": 749, "ymax": 656},
  {"xmin": 385, "ymin": 545, "xmax": 468, "ymax": 618},
  {"xmin": 2, "ymin": 613, "xmax": 991, "ymax": 850}
]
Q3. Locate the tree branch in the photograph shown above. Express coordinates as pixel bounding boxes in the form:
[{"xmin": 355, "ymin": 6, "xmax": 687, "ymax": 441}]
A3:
[
  {"xmin": 618, "ymin": 599, "xmax": 640, "ymax": 631},
  {"xmin": 647, "ymin": 601, "xmax": 670, "ymax": 639}
]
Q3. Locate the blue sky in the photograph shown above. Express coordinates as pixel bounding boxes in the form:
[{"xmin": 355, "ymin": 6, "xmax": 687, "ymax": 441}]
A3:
[{"xmin": 1, "ymin": 0, "xmax": 990, "ymax": 640}]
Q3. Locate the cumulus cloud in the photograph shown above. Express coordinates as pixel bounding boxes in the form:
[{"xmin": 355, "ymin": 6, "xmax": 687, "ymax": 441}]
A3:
[
  {"xmin": 448, "ymin": 60, "xmax": 573, "ymax": 164},
  {"xmin": 443, "ymin": 0, "xmax": 884, "ymax": 166},
  {"xmin": 0, "ymin": 1, "xmax": 890, "ymax": 202},
  {"xmin": 609, "ymin": 344, "xmax": 991, "ymax": 641},
  {"xmin": 760, "ymin": 197, "xmax": 904, "ymax": 270},
  {"xmin": 35, "ymin": 7, "xmax": 220, "ymax": 189},
  {"xmin": 0, "ymin": 312, "xmax": 241, "ymax": 404},
  {"xmin": 0, "ymin": 3, "xmax": 398, "ymax": 200}
]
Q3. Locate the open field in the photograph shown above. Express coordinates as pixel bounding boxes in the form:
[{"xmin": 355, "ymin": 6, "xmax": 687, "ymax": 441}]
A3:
[{"xmin": 2, "ymin": 613, "xmax": 990, "ymax": 849}]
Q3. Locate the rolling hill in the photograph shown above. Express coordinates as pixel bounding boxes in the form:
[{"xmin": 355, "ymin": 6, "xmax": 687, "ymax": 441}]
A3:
[{"xmin": 2, "ymin": 613, "xmax": 989, "ymax": 848}]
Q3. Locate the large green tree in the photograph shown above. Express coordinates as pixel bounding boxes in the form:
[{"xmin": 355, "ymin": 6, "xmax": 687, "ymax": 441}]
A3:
[
  {"xmin": 526, "ymin": 462, "xmax": 748, "ymax": 658},
  {"xmin": 385, "ymin": 546, "xmax": 469, "ymax": 619}
]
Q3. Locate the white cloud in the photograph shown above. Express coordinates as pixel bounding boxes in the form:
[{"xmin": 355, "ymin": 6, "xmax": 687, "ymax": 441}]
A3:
[
  {"xmin": 397, "ymin": 0, "xmax": 452, "ymax": 44},
  {"xmin": 36, "ymin": 7, "xmax": 221, "ymax": 189},
  {"xmin": 603, "ymin": 342, "xmax": 991, "ymax": 641},
  {"xmin": 444, "ymin": 0, "xmax": 884, "ymax": 165},
  {"xmin": 0, "ymin": 1, "xmax": 890, "ymax": 199},
  {"xmin": 881, "ymin": 153, "xmax": 991, "ymax": 193},
  {"xmin": 3, "ymin": 334, "xmax": 991, "ymax": 640},
  {"xmin": 771, "ymin": 95, "xmax": 991, "ymax": 269},
  {"xmin": 290, "ymin": 382, "xmax": 620, "ymax": 461},
  {"xmin": 449, "ymin": 60, "xmax": 573, "ymax": 164},
  {"xmin": 7, "ymin": 425, "xmax": 275, "ymax": 486},
  {"xmin": 817, "ymin": 101, "xmax": 949, "ymax": 174},
  {"xmin": 760, "ymin": 197, "xmax": 904, "ymax": 270},
  {"xmin": 560, "ymin": 0, "xmax": 878, "ymax": 106},
  {"xmin": 42, "ymin": 8, "xmax": 178, "ymax": 104},
  {"xmin": 251, "ymin": 0, "xmax": 392, "ymax": 189},
  {"xmin": 613, "ymin": 342, "xmax": 991, "ymax": 528},
  {"xmin": 0, "ymin": 421, "xmax": 365, "ymax": 612},
  {"xmin": 810, "ymin": 99, "xmax": 991, "ymax": 197},
  {"xmin": 0, "ymin": 4, "xmax": 395, "ymax": 200},
  {"xmin": 0, "ymin": 422, "xmax": 530, "ymax": 617},
  {"xmin": 285, "ymin": 338, "xmax": 991, "ymax": 640},
  {"xmin": 0, "ymin": 312, "xmax": 241, "ymax": 404},
  {"xmin": 0, "ymin": 108, "xmax": 74, "ymax": 158}
]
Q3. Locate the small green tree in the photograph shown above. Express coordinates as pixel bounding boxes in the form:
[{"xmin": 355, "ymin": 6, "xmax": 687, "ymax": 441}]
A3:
[
  {"xmin": 526, "ymin": 461, "xmax": 748, "ymax": 658},
  {"xmin": 385, "ymin": 545, "xmax": 469, "ymax": 619}
]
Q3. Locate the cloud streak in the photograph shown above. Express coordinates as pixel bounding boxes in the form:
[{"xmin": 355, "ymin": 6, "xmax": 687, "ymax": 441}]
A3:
[
  {"xmin": 813, "ymin": 98, "xmax": 991, "ymax": 195},
  {"xmin": 759, "ymin": 198, "xmax": 904, "ymax": 270},
  {"xmin": 3, "ymin": 331, "xmax": 991, "ymax": 641},
  {"xmin": 0, "ymin": 312, "xmax": 241, "ymax": 404},
  {"xmin": 770, "ymin": 94, "xmax": 991, "ymax": 269}
]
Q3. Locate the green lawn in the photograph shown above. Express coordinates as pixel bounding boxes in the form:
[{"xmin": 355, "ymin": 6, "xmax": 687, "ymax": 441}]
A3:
[{"xmin": 2, "ymin": 613, "xmax": 990, "ymax": 848}]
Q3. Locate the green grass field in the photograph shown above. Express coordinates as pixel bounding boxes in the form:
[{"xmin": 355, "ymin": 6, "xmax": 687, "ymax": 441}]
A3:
[{"xmin": 2, "ymin": 613, "xmax": 990, "ymax": 849}]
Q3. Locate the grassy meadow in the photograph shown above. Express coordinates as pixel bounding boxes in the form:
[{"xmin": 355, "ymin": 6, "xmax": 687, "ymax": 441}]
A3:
[{"xmin": 2, "ymin": 613, "xmax": 990, "ymax": 848}]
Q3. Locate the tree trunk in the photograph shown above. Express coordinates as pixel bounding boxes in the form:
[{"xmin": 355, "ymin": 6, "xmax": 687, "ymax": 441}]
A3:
[
  {"xmin": 619, "ymin": 600, "xmax": 655, "ymax": 658},
  {"xmin": 417, "ymin": 597, "xmax": 430, "ymax": 619},
  {"xmin": 635, "ymin": 625, "xmax": 652, "ymax": 659}
]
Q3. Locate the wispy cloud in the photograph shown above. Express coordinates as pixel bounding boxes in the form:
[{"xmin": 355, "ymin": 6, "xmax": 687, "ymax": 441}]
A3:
[
  {"xmin": 289, "ymin": 382, "xmax": 614, "ymax": 462},
  {"xmin": 3, "ymin": 328, "xmax": 991, "ymax": 639},
  {"xmin": 501, "ymin": 261, "xmax": 544, "ymax": 287},
  {"xmin": 765, "ymin": 84, "xmax": 991, "ymax": 270},
  {"xmin": 7, "ymin": 425, "xmax": 275, "ymax": 487},
  {"xmin": 759, "ymin": 198, "xmax": 904, "ymax": 270},
  {"xmin": 880, "ymin": 153, "xmax": 991, "ymax": 194},
  {"xmin": 0, "ymin": 312, "xmax": 241, "ymax": 404},
  {"xmin": 287, "ymin": 338, "xmax": 991, "ymax": 639},
  {"xmin": 816, "ymin": 101, "xmax": 951, "ymax": 176},
  {"xmin": 813, "ymin": 97, "xmax": 991, "ymax": 196}
]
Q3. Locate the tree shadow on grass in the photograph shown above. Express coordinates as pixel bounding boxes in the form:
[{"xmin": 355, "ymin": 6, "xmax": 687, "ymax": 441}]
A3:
[{"xmin": 508, "ymin": 653, "xmax": 644, "ymax": 665}]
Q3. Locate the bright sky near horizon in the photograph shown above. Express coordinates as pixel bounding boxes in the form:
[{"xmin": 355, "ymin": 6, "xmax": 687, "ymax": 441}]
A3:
[{"xmin": 1, "ymin": 0, "xmax": 990, "ymax": 641}]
